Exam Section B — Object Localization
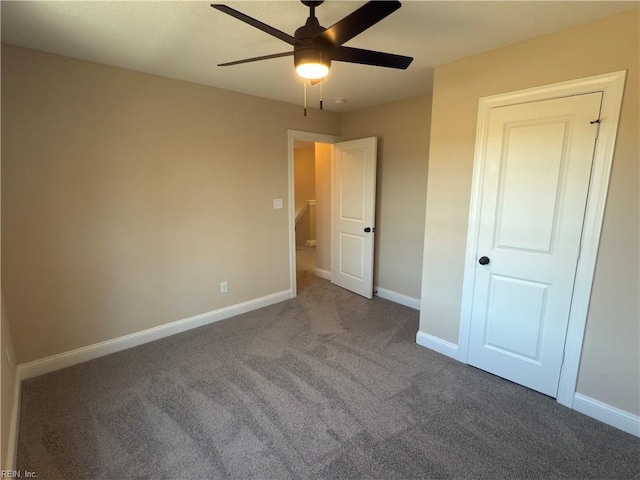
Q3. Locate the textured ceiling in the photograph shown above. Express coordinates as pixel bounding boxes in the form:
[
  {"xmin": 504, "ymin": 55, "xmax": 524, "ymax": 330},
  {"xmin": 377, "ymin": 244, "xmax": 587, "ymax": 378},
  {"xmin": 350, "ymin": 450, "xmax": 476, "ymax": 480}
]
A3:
[{"xmin": 2, "ymin": 1, "xmax": 637, "ymax": 112}]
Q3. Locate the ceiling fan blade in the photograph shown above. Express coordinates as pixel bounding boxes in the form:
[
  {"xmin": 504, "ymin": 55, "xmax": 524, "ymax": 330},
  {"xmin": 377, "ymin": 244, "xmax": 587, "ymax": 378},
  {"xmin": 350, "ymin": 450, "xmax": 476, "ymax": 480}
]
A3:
[
  {"xmin": 211, "ymin": 4, "xmax": 296, "ymax": 45},
  {"xmin": 316, "ymin": 1, "xmax": 401, "ymax": 48},
  {"xmin": 332, "ymin": 46, "xmax": 413, "ymax": 69},
  {"xmin": 218, "ymin": 51, "xmax": 293, "ymax": 67}
]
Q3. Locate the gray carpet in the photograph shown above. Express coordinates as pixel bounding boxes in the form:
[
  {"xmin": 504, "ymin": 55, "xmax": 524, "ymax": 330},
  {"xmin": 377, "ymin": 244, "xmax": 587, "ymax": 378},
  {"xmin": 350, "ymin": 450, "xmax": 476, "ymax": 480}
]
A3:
[{"xmin": 17, "ymin": 250, "xmax": 640, "ymax": 479}]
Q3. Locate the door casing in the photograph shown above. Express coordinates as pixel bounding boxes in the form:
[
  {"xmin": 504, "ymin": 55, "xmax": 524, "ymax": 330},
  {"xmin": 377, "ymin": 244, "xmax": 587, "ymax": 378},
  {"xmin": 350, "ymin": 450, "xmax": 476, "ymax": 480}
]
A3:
[{"xmin": 458, "ymin": 71, "xmax": 626, "ymax": 408}]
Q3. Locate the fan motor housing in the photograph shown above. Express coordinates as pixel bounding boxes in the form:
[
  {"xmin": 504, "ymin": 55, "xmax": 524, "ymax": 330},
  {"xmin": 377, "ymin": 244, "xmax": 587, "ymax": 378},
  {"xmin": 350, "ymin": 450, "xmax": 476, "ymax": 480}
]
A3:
[
  {"xmin": 294, "ymin": 46, "xmax": 331, "ymax": 73},
  {"xmin": 294, "ymin": 15, "xmax": 332, "ymax": 72}
]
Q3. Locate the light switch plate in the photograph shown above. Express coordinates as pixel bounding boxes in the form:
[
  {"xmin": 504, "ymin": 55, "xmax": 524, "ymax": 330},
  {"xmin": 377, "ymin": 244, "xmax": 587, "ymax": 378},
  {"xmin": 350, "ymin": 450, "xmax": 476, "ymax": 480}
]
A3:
[{"xmin": 273, "ymin": 198, "xmax": 283, "ymax": 209}]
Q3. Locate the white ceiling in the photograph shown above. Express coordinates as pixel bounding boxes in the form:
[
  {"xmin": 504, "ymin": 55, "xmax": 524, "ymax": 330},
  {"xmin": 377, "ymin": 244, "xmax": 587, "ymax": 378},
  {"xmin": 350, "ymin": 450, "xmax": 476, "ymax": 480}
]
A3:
[{"xmin": 2, "ymin": 1, "xmax": 637, "ymax": 112}]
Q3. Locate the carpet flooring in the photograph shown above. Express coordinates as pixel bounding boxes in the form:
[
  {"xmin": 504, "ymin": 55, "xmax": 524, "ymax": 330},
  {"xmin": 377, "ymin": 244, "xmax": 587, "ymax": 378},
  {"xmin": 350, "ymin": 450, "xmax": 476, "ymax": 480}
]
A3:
[{"xmin": 16, "ymin": 248, "xmax": 640, "ymax": 479}]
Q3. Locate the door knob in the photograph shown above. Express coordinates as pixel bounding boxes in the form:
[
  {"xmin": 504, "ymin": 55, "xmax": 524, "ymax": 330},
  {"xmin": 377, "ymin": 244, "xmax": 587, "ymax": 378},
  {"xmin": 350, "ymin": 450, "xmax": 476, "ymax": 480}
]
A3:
[
  {"xmin": 478, "ymin": 256, "xmax": 490, "ymax": 265},
  {"xmin": 364, "ymin": 227, "xmax": 371, "ymax": 233}
]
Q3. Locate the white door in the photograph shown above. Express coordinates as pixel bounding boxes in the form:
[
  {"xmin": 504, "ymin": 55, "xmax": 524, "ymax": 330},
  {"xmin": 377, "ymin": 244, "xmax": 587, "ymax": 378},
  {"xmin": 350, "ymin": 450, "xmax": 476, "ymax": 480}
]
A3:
[
  {"xmin": 468, "ymin": 92, "xmax": 602, "ymax": 397},
  {"xmin": 331, "ymin": 137, "xmax": 377, "ymax": 298}
]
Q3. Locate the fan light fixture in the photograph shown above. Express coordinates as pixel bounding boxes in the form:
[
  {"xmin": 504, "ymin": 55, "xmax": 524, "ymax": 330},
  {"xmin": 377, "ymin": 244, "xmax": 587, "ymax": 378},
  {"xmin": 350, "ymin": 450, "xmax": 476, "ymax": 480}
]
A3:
[
  {"xmin": 294, "ymin": 49, "xmax": 330, "ymax": 79},
  {"xmin": 296, "ymin": 62, "xmax": 329, "ymax": 79}
]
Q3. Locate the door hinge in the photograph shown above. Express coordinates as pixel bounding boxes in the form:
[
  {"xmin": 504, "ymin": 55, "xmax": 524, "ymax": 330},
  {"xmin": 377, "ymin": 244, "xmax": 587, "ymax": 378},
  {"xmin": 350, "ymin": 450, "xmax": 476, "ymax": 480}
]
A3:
[{"xmin": 590, "ymin": 119, "xmax": 601, "ymax": 139}]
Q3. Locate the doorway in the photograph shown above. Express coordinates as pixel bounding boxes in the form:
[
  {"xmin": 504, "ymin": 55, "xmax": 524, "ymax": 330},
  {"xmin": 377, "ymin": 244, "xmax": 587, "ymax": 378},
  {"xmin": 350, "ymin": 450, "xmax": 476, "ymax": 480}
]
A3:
[
  {"xmin": 293, "ymin": 140, "xmax": 318, "ymax": 292},
  {"xmin": 288, "ymin": 131, "xmax": 379, "ymax": 299},
  {"xmin": 287, "ymin": 130, "xmax": 340, "ymax": 297}
]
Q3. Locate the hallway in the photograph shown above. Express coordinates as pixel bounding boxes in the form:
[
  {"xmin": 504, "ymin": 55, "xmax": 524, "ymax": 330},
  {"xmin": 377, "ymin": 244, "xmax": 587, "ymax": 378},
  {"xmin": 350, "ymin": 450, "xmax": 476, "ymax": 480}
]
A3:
[{"xmin": 296, "ymin": 244, "xmax": 316, "ymax": 292}]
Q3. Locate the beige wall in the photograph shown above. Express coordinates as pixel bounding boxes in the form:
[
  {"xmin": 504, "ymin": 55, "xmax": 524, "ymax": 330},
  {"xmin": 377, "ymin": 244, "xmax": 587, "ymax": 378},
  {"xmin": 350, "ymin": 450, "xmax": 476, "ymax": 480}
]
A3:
[
  {"xmin": 294, "ymin": 147, "xmax": 316, "ymax": 211},
  {"xmin": 420, "ymin": 9, "xmax": 639, "ymax": 414},
  {"xmin": 1, "ymin": 298, "xmax": 17, "ymax": 468},
  {"xmin": 314, "ymin": 143, "xmax": 332, "ymax": 274},
  {"xmin": 294, "ymin": 147, "xmax": 316, "ymax": 246},
  {"xmin": 1, "ymin": 128, "xmax": 17, "ymax": 467},
  {"xmin": 1, "ymin": 45, "xmax": 341, "ymax": 364},
  {"xmin": 342, "ymin": 96, "xmax": 431, "ymax": 299}
]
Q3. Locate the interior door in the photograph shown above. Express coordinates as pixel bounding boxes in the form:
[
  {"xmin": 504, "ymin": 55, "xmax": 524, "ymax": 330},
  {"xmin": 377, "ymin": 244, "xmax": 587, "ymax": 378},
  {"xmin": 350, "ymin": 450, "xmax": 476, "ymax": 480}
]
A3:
[
  {"xmin": 468, "ymin": 92, "xmax": 602, "ymax": 397},
  {"xmin": 331, "ymin": 137, "xmax": 377, "ymax": 298}
]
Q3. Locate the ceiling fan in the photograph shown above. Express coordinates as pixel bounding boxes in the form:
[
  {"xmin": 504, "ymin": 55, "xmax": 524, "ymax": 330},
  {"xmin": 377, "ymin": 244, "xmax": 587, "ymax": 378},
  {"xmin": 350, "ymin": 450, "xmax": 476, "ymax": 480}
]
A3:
[{"xmin": 210, "ymin": 1, "xmax": 413, "ymax": 81}]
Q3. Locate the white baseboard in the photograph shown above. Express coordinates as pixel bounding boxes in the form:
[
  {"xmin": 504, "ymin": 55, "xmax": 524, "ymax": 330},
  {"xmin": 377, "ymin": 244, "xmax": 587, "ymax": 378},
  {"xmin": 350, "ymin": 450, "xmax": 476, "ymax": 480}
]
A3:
[
  {"xmin": 315, "ymin": 268, "xmax": 331, "ymax": 280},
  {"xmin": 305, "ymin": 240, "xmax": 316, "ymax": 247},
  {"xmin": 415, "ymin": 331, "xmax": 461, "ymax": 361},
  {"xmin": 414, "ymin": 334, "xmax": 640, "ymax": 437},
  {"xmin": 573, "ymin": 393, "xmax": 640, "ymax": 437},
  {"xmin": 374, "ymin": 286, "xmax": 420, "ymax": 310},
  {"xmin": 18, "ymin": 290, "xmax": 292, "ymax": 381},
  {"xmin": 5, "ymin": 374, "xmax": 21, "ymax": 470}
]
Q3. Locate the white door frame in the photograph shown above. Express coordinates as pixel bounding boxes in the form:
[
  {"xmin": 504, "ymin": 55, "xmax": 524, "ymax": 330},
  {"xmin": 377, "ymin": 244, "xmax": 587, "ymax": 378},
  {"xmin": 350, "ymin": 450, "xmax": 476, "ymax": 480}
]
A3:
[
  {"xmin": 287, "ymin": 130, "xmax": 341, "ymax": 298},
  {"xmin": 458, "ymin": 71, "xmax": 626, "ymax": 408}
]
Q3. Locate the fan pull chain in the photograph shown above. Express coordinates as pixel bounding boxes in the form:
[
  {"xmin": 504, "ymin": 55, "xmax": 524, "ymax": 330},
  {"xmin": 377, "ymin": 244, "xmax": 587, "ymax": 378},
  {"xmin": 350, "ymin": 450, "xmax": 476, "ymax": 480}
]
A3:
[
  {"xmin": 303, "ymin": 81, "xmax": 307, "ymax": 117},
  {"xmin": 320, "ymin": 78, "xmax": 323, "ymax": 110}
]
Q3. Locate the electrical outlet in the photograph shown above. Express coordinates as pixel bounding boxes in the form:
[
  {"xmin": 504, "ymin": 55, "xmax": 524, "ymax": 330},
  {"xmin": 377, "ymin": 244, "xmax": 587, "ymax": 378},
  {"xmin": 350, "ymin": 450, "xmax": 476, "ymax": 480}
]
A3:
[
  {"xmin": 220, "ymin": 281, "xmax": 228, "ymax": 294},
  {"xmin": 273, "ymin": 198, "xmax": 283, "ymax": 210}
]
